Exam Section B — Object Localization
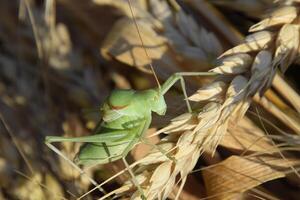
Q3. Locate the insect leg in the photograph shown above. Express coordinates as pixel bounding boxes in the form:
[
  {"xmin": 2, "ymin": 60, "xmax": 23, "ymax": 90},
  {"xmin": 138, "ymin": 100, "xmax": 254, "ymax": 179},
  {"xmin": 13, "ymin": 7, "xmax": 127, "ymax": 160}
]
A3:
[
  {"xmin": 140, "ymin": 137, "xmax": 176, "ymax": 163},
  {"xmin": 45, "ymin": 130, "xmax": 129, "ymax": 143},
  {"xmin": 122, "ymin": 157, "xmax": 146, "ymax": 200},
  {"xmin": 45, "ymin": 130, "xmax": 129, "ymax": 195},
  {"xmin": 161, "ymin": 72, "xmax": 218, "ymax": 113},
  {"xmin": 179, "ymin": 75, "xmax": 191, "ymax": 112},
  {"xmin": 178, "ymin": 72, "xmax": 218, "ymax": 113},
  {"xmin": 45, "ymin": 142, "xmax": 107, "ymax": 194}
]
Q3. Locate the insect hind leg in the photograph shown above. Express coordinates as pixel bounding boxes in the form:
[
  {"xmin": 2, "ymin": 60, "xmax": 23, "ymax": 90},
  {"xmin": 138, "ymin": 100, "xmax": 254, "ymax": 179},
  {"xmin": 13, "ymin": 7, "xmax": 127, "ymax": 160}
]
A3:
[{"xmin": 45, "ymin": 142, "xmax": 107, "ymax": 194}]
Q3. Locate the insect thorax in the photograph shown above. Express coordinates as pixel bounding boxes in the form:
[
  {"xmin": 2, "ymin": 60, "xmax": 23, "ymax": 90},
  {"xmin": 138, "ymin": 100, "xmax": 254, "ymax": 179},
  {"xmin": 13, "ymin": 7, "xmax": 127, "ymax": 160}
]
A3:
[
  {"xmin": 105, "ymin": 88, "xmax": 166, "ymax": 117},
  {"xmin": 107, "ymin": 89, "xmax": 135, "ymax": 109}
]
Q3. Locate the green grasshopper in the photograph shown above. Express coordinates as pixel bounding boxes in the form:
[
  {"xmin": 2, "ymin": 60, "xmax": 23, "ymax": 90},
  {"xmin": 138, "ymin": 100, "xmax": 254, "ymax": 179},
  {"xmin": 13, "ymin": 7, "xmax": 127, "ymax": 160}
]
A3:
[
  {"xmin": 45, "ymin": 0, "xmax": 217, "ymax": 198},
  {"xmin": 46, "ymin": 72, "xmax": 216, "ymax": 166},
  {"xmin": 45, "ymin": 72, "xmax": 216, "ymax": 196}
]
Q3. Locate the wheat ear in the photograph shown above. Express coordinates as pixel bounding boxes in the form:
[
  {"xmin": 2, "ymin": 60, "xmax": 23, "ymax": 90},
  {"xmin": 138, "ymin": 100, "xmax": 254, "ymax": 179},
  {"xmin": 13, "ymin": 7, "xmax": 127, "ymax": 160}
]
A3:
[{"xmin": 114, "ymin": 2, "xmax": 300, "ymax": 199}]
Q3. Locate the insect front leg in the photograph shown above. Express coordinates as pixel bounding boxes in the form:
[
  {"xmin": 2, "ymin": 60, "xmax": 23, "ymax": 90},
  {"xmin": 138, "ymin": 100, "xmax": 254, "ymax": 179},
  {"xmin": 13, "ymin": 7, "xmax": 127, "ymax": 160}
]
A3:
[
  {"xmin": 161, "ymin": 72, "xmax": 218, "ymax": 113},
  {"xmin": 179, "ymin": 75, "xmax": 191, "ymax": 112},
  {"xmin": 140, "ymin": 137, "xmax": 177, "ymax": 163}
]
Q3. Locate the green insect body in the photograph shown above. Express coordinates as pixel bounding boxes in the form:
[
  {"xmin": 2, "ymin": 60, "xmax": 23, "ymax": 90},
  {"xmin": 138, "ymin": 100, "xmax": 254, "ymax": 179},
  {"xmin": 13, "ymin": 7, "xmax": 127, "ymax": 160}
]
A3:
[
  {"xmin": 45, "ymin": 88, "xmax": 167, "ymax": 167},
  {"xmin": 45, "ymin": 73, "xmax": 216, "ymax": 166},
  {"xmin": 77, "ymin": 89, "xmax": 167, "ymax": 166},
  {"xmin": 45, "ymin": 72, "xmax": 216, "ymax": 199}
]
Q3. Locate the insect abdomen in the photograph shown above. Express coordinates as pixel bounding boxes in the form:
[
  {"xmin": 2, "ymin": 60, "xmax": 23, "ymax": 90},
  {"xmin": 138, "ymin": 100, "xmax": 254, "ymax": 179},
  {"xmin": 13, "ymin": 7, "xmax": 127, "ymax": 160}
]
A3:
[{"xmin": 74, "ymin": 140, "xmax": 132, "ymax": 166}]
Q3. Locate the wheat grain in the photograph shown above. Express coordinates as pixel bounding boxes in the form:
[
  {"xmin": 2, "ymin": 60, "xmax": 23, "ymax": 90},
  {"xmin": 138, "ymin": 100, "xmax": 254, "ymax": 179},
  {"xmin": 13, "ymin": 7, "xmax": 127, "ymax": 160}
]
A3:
[{"xmin": 111, "ymin": 1, "xmax": 300, "ymax": 199}]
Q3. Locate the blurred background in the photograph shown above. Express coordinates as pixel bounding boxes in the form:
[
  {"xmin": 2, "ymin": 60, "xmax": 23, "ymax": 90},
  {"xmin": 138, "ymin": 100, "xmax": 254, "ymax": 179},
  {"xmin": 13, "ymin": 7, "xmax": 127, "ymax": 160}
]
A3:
[{"xmin": 0, "ymin": 0, "xmax": 300, "ymax": 199}]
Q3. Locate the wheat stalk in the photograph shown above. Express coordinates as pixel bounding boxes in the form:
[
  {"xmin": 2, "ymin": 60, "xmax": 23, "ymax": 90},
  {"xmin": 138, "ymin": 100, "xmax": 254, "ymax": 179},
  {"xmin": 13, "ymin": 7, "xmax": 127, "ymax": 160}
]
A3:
[{"xmin": 110, "ymin": 1, "xmax": 300, "ymax": 199}]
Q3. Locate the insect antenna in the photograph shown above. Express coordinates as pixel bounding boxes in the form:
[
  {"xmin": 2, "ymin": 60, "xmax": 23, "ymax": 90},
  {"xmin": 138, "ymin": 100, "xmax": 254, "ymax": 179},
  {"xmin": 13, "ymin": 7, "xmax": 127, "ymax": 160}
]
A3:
[{"xmin": 127, "ymin": 0, "xmax": 161, "ymax": 89}]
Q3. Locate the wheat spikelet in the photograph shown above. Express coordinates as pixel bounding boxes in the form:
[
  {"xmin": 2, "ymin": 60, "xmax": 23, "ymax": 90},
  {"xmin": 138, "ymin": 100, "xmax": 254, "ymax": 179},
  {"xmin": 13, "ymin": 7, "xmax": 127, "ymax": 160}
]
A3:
[
  {"xmin": 112, "ymin": 1, "xmax": 300, "ymax": 199},
  {"xmin": 99, "ymin": 0, "xmax": 223, "ymax": 77}
]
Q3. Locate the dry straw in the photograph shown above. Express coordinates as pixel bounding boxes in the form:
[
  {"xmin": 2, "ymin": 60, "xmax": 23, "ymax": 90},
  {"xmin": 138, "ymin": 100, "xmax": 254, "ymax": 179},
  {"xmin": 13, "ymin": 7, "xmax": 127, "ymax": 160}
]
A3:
[{"xmin": 98, "ymin": 0, "xmax": 300, "ymax": 199}]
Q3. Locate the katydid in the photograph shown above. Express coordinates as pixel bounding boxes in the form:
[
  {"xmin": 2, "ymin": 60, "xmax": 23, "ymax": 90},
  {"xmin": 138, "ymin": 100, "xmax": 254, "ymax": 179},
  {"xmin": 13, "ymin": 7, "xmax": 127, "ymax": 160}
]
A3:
[
  {"xmin": 45, "ymin": 72, "xmax": 217, "ymax": 166},
  {"xmin": 45, "ymin": 72, "xmax": 216, "ymax": 196},
  {"xmin": 45, "ymin": 0, "xmax": 217, "ymax": 198}
]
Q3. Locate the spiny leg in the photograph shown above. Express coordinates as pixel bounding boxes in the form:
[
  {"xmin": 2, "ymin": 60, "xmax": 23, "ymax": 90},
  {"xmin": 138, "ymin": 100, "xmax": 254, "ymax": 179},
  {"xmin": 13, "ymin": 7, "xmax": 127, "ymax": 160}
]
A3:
[
  {"xmin": 45, "ymin": 142, "xmax": 107, "ymax": 194},
  {"xmin": 122, "ymin": 157, "xmax": 146, "ymax": 200}
]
